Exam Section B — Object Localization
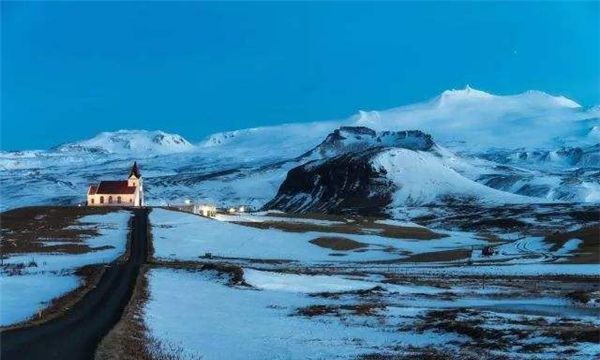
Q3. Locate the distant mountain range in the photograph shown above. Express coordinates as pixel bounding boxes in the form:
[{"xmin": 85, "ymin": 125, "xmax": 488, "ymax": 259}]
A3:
[
  {"xmin": 54, "ymin": 130, "xmax": 195, "ymax": 155},
  {"xmin": 1, "ymin": 87, "xmax": 598, "ymax": 212}
]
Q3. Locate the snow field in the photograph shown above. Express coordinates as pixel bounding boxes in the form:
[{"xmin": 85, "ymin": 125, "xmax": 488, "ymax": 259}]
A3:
[
  {"xmin": 150, "ymin": 209, "xmax": 486, "ymax": 263},
  {"xmin": 144, "ymin": 268, "xmax": 457, "ymax": 360},
  {"xmin": 0, "ymin": 211, "xmax": 131, "ymax": 326},
  {"xmin": 0, "ymin": 274, "xmax": 79, "ymax": 326}
]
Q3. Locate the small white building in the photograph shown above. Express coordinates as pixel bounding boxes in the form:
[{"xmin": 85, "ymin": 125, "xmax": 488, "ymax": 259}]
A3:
[
  {"xmin": 193, "ymin": 204, "xmax": 217, "ymax": 217},
  {"xmin": 227, "ymin": 205, "xmax": 252, "ymax": 214}
]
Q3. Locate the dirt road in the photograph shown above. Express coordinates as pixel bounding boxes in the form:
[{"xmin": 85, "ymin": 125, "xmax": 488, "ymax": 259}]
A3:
[{"xmin": 0, "ymin": 208, "xmax": 149, "ymax": 360}]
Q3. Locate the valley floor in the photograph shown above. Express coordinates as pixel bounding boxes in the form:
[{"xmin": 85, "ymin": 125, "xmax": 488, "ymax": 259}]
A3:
[
  {"xmin": 127, "ymin": 206, "xmax": 600, "ymax": 360},
  {"xmin": 1, "ymin": 205, "xmax": 598, "ymax": 359}
]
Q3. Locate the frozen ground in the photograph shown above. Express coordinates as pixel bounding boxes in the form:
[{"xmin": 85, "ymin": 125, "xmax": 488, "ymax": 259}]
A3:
[
  {"xmin": 0, "ymin": 211, "xmax": 131, "ymax": 326},
  {"xmin": 151, "ymin": 208, "xmax": 597, "ymax": 275},
  {"xmin": 142, "ymin": 208, "xmax": 600, "ymax": 359},
  {"xmin": 150, "ymin": 208, "xmax": 488, "ymax": 264},
  {"xmin": 0, "ymin": 274, "xmax": 79, "ymax": 326},
  {"xmin": 144, "ymin": 268, "xmax": 458, "ymax": 360},
  {"xmin": 143, "ymin": 267, "xmax": 600, "ymax": 360}
]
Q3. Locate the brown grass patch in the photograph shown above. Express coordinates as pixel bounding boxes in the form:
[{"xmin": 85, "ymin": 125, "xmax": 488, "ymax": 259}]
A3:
[
  {"xmin": 399, "ymin": 249, "xmax": 471, "ymax": 263},
  {"xmin": 309, "ymin": 286, "xmax": 386, "ymax": 299},
  {"xmin": 1, "ymin": 206, "xmax": 127, "ymax": 255},
  {"xmin": 151, "ymin": 260, "xmax": 248, "ymax": 286},
  {"xmin": 519, "ymin": 342, "xmax": 547, "ymax": 353},
  {"xmin": 296, "ymin": 302, "xmax": 385, "ymax": 317},
  {"xmin": 566, "ymin": 290, "xmax": 592, "ymax": 304},
  {"xmin": 359, "ymin": 347, "xmax": 485, "ymax": 360},
  {"xmin": 1, "ymin": 211, "xmax": 133, "ymax": 331},
  {"xmin": 545, "ymin": 224, "xmax": 600, "ymax": 263},
  {"xmin": 351, "ymin": 303, "xmax": 385, "ymax": 316},
  {"xmin": 267, "ymin": 211, "xmax": 353, "ymax": 222},
  {"xmin": 296, "ymin": 304, "xmax": 338, "ymax": 317},
  {"xmin": 417, "ymin": 309, "xmax": 508, "ymax": 349},
  {"xmin": 511, "ymin": 314, "xmax": 600, "ymax": 344},
  {"xmin": 309, "ymin": 236, "xmax": 368, "ymax": 251},
  {"xmin": 231, "ymin": 218, "xmax": 446, "ymax": 240},
  {"xmin": 544, "ymin": 323, "xmax": 600, "ymax": 344}
]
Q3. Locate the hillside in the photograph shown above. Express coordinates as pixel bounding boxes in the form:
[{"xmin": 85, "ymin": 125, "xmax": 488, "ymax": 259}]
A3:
[
  {"xmin": 0, "ymin": 87, "xmax": 598, "ymax": 211},
  {"xmin": 266, "ymin": 129, "xmax": 531, "ymax": 215},
  {"xmin": 54, "ymin": 130, "xmax": 195, "ymax": 155}
]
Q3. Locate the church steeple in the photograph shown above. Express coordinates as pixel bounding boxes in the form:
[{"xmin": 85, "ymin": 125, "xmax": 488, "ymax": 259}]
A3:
[{"xmin": 129, "ymin": 161, "xmax": 141, "ymax": 179}]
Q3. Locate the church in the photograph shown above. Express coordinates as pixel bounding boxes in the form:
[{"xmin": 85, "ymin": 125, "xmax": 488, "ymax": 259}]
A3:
[{"xmin": 87, "ymin": 162, "xmax": 144, "ymax": 207}]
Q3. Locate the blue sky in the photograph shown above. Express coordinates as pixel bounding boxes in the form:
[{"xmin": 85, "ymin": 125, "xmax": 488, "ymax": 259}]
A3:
[{"xmin": 2, "ymin": 1, "xmax": 598, "ymax": 150}]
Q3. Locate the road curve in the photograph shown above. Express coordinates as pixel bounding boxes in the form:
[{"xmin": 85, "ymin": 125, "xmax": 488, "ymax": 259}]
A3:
[{"xmin": 0, "ymin": 208, "xmax": 149, "ymax": 360}]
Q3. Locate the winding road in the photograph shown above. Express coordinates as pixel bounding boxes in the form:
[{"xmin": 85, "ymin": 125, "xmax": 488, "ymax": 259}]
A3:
[{"xmin": 0, "ymin": 208, "xmax": 149, "ymax": 360}]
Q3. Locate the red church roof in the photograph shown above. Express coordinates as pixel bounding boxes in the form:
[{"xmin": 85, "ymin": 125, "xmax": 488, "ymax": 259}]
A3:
[
  {"xmin": 96, "ymin": 181, "xmax": 136, "ymax": 194},
  {"xmin": 88, "ymin": 185, "xmax": 98, "ymax": 195}
]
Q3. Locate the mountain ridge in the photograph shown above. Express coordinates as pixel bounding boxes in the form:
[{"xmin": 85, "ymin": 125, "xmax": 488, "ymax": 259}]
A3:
[
  {"xmin": 265, "ymin": 128, "xmax": 534, "ymax": 214},
  {"xmin": 0, "ymin": 87, "xmax": 598, "ymax": 211},
  {"xmin": 37, "ymin": 87, "xmax": 596, "ymax": 156},
  {"xmin": 53, "ymin": 130, "xmax": 195, "ymax": 155}
]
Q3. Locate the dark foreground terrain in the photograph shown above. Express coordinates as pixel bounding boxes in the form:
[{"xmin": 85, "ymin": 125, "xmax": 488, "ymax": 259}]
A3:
[{"xmin": 0, "ymin": 208, "xmax": 149, "ymax": 360}]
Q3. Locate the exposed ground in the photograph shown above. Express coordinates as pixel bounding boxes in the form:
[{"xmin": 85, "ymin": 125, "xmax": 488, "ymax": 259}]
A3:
[
  {"xmin": 1, "ymin": 206, "xmax": 119, "ymax": 254},
  {"xmin": 2, "ymin": 204, "xmax": 598, "ymax": 359},
  {"xmin": 0, "ymin": 207, "xmax": 145, "ymax": 360},
  {"xmin": 231, "ymin": 217, "xmax": 447, "ymax": 240},
  {"xmin": 409, "ymin": 203, "xmax": 598, "ymax": 234},
  {"xmin": 125, "ymin": 206, "xmax": 600, "ymax": 359},
  {"xmin": 545, "ymin": 224, "xmax": 600, "ymax": 263},
  {"xmin": 309, "ymin": 236, "xmax": 368, "ymax": 251},
  {"xmin": 0, "ymin": 206, "xmax": 132, "ymax": 328}
]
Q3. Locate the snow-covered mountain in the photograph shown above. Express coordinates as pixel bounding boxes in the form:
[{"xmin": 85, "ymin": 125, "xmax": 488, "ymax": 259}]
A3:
[
  {"xmin": 479, "ymin": 145, "xmax": 600, "ymax": 170},
  {"xmin": 198, "ymin": 86, "xmax": 599, "ymax": 155},
  {"xmin": 200, "ymin": 121, "xmax": 340, "ymax": 162},
  {"xmin": 352, "ymin": 86, "xmax": 599, "ymax": 152},
  {"xmin": 301, "ymin": 126, "xmax": 435, "ymax": 159},
  {"xmin": 266, "ymin": 128, "xmax": 531, "ymax": 214},
  {"xmin": 0, "ymin": 87, "xmax": 598, "ymax": 212},
  {"xmin": 55, "ymin": 130, "xmax": 195, "ymax": 155}
]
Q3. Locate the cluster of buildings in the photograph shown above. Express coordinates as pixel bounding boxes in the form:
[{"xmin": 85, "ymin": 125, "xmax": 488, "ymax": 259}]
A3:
[
  {"xmin": 174, "ymin": 203, "xmax": 251, "ymax": 218},
  {"xmin": 86, "ymin": 162, "xmax": 250, "ymax": 218}
]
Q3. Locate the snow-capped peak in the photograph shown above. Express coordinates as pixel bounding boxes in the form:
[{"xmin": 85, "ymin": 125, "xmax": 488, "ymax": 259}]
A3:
[
  {"xmin": 54, "ymin": 130, "xmax": 195, "ymax": 155},
  {"xmin": 437, "ymin": 85, "xmax": 494, "ymax": 105},
  {"xmin": 353, "ymin": 87, "xmax": 592, "ymax": 151},
  {"xmin": 433, "ymin": 86, "xmax": 580, "ymax": 109},
  {"xmin": 304, "ymin": 126, "xmax": 437, "ymax": 159},
  {"xmin": 519, "ymin": 90, "xmax": 581, "ymax": 108}
]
